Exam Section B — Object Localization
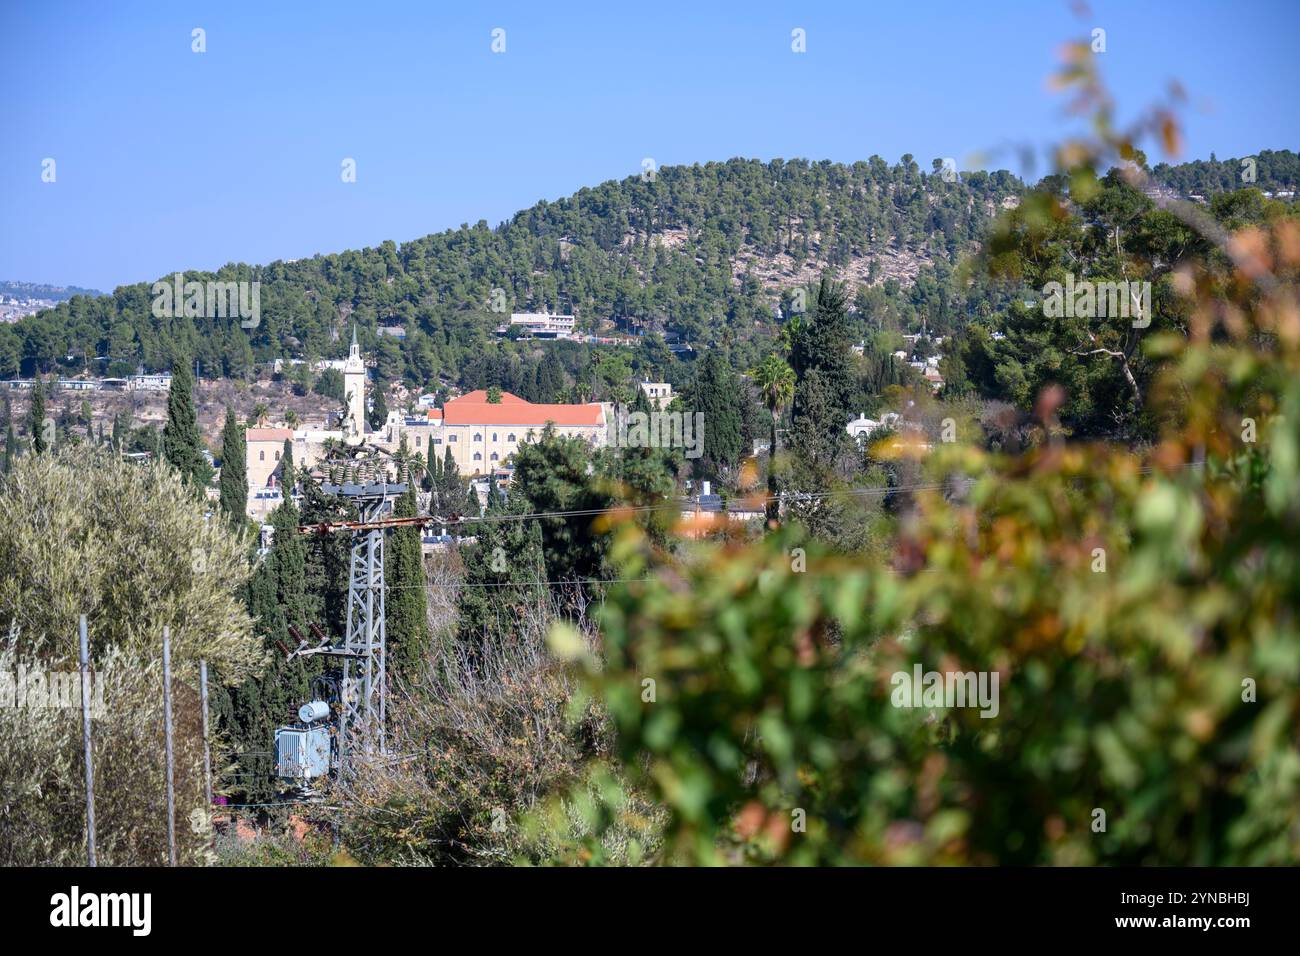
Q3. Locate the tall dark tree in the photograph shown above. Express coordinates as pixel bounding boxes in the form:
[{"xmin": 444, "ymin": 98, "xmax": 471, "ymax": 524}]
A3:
[
  {"xmin": 2, "ymin": 397, "xmax": 15, "ymax": 475},
  {"xmin": 300, "ymin": 476, "xmax": 355, "ymax": 636},
  {"xmin": 369, "ymin": 383, "xmax": 388, "ymax": 431},
  {"xmin": 218, "ymin": 407, "xmax": 247, "ymax": 526},
  {"xmin": 111, "ymin": 410, "xmax": 127, "ymax": 450},
  {"xmin": 440, "ymin": 447, "xmax": 461, "ymax": 512},
  {"xmin": 790, "ymin": 277, "xmax": 857, "ymax": 431},
  {"xmin": 386, "ymin": 486, "xmax": 431, "ymax": 681},
  {"xmin": 511, "ymin": 425, "xmax": 614, "ymax": 587},
  {"xmin": 163, "ymin": 361, "xmax": 207, "ymax": 490},
  {"xmin": 29, "ymin": 378, "xmax": 48, "ymax": 454},
  {"xmin": 536, "ymin": 351, "xmax": 566, "ymax": 402},
  {"xmin": 601, "ymin": 390, "xmax": 678, "ymax": 546},
  {"xmin": 221, "ymin": 497, "xmax": 316, "ymax": 801},
  {"xmin": 280, "ymin": 438, "xmax": 295, "ymax": 494},
  {"xmin": 751, "ymin": 353, "xmax": 797, "ymax": 523},
  {"xmin": 455, "ymin": 476, "xmax": 546, "ymax": 663},
  {"xmin": 689, "ymin": 350, "xmax": 744, "ymax": 484}
]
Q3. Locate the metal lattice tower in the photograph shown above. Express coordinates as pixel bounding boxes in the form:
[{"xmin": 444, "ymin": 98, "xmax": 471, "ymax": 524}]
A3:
[{"xmin": 319, "ymin": 475, "xmax": 407, "ymax": 769}]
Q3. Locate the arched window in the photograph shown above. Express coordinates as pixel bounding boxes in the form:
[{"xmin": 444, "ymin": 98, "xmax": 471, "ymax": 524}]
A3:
[
  {"xmin": 473, "ymin": 452, "xmax": 482, "ymax": 461},
  {"xmin": 449, "ymin": 434, "xmax": 457, "ymax": 442},
  {"xmin": 259, "ymin": 450, "xmax": 265, "ymax": 461},
  {"xmin": 507, "ymin": 433, "xmax": 516, "ymax": 443},
  {"xmin": 274, "ymin": 450, "xmax": 280, "ymax": 461},
  {"xmin": 490, "ymin": 453, "xmax": 499, "ymax": 461},
  {"xmin": 473, "ymin": 433, "xmax": 482, "ymax": 442},
  {"xmin": 491, "ymin": 433, "xmax": 498, "ymax": 442}
]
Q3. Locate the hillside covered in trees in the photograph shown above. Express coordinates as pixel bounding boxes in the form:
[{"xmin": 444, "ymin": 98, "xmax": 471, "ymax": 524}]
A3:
[
  {"xmin": 1, "ymin": 156, "xmax": 1024, "ymax": 389},
  {"xmin": 1, "ymin": 151, "xmax": 1295, "ymax": 454}
]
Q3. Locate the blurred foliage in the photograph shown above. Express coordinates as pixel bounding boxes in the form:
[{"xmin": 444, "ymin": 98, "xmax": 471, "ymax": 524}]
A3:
[{"xmin": 541, "ymin": 49, "xmax": 1300, "ymax": 863}]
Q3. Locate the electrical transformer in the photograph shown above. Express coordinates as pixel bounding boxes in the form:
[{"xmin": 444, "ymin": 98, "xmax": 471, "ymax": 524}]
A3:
[{"xmin": 275, "ymin": 725, "xmax": 331, "ymax": 780}]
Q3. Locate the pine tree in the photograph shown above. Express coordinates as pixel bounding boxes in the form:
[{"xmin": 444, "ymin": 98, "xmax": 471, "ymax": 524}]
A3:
[
  {"xmin": 163, "ymin": 361, "xmax": 207, "ymax": 490},
  {"xmin": 386, "ymin": 486, "xmax": 431, "ymax": 682},
  {"xmin": 464, "ymin": 483, "xmax": 482, "ymax": 517},
  {"xmin": 29, "ymin": 378, "xmax": 48, "ymax": 454},
  {"xmin": 218, "ymin": 407, "xmax": 247, "ymax": 526}
]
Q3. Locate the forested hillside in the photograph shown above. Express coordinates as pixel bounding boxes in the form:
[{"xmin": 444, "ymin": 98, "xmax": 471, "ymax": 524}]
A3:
[
  {"xmin": 2, "ymin": 156, "xmax": 1022, "ymax": 388},
  {"xmin": 4, "ymin": 151, "xmax": 1295, "ymax": 408},
  {"xmin": 1152, "ymin": 147, "xmax": 1300, "ymax": 195}
]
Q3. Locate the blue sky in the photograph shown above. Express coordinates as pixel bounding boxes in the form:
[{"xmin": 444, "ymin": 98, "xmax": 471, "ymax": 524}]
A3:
[{"xmin": 1, "ymin": 0, "xmax": 1296, "ymax": 293}]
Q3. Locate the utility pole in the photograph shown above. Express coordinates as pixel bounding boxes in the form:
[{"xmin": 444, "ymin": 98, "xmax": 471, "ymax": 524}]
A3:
[
  {"xmin": 79, "ymin": 614, "xmax": 96, "ymax": 867},
  {"xmin": 162, "ymin": 626, "xmax": 177, "ymax": 866},
  {"xmin": 199, "ymin": 659, "xmax": 213, "ymax": 841}
]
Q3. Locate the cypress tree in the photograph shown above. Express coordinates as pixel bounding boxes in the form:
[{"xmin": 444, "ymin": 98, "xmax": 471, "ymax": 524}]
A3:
[
  {"xmin": 218, "ymin": 407, "xmax": 247, "ymax": 525},
  {"xmin": 369, "ymin": 383, "xmax": 388, "ymax": 431},
  {"xmin": 163, "ymin": 361, "xmax": 207, "ymax": 490},
  {"xmin": 230, "ymin": 498, "xmax": 316, "ymax": 801},
  {"xmin": 537, "ymin": 351, "xmax": 566, "ymax": 403},
  {"xmin": 428, "ymin": 449, "xmax": 442, "ymax": 503},
  {"xmin": 386, "ymin": 486, "xmax": 431, "ymax": 681},
  {"xmin": 280, "ymin": 438, "xmax": 295, "ymax": 494},
  {"xmin": 3, "ymin": 414, "xmax": 15, "ymax": 476},
  {"xmin": 690, "ymin": 350, "xmax": 743, "ymax": 482},
  {"xmin": 111, "ymin": 411, "xmax": 127, "ymax": 450},
  {"xmin": 29, "ymin": 378, "xmax": 48, "ymax": 454},
  {"xmin": 455, "ymin": 479, "xmax": 546, "ymax": 664},
  {"xmin": 790, "ymin": 277, "xmax": 856, "ymax": 428},
  {"xmin": 440, "ymin": 447, "xmax": 460, "ymax": 512}
]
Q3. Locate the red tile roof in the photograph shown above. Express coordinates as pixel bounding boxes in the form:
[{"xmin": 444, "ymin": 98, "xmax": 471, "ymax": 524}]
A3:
[
  {"xmin": 443, "ymin": 390, "xmax": 603, "ymax": 427},
  {"xmin": 246, "ymin": 428, "xmax": 294, "ymax": 441},
  {"xmin": 452, "ymin": 389, "xmax": 530, "ymax": 405}
]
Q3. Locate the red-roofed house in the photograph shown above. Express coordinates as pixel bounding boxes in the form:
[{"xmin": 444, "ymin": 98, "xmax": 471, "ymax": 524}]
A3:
[
  {"xmin": 371, "ymin": 389, "xmax": 608, "ymax": 476},
  {"xmin": 242, "ymin": 341, "xmax": 611, "ymax": 518}
]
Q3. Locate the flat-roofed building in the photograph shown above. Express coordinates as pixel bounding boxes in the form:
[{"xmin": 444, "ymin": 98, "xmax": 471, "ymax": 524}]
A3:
[
  {"xmin": 498, "ymin": 312, "xmax": 577, "ymax": 340},
  {"xmin": 638, "ymin": 380, "xmax": 673, "ymax": 409}
]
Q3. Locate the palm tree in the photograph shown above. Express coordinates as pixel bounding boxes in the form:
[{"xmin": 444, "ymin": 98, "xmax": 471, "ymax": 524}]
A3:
[
  {"xmin": 750, "ymin": 353, "xmax": 796, "ymax": 523},
  {"xmin": 251, "ymin": 403, "xmax": 269, "ymax": 427},
  {"xmin": 284, "ymin": 408, "xmax": 298, "ymax": 427}
]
